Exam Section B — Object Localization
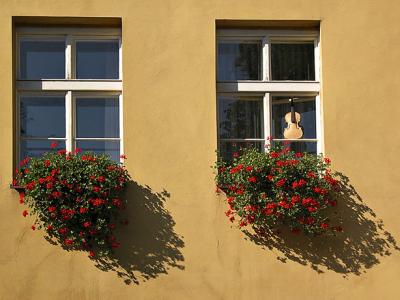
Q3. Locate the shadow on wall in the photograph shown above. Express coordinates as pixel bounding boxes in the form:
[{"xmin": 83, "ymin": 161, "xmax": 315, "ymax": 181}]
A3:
[
  {"xmin": 93, "ymin": 182, "xmax": 185, "ymax": 284},
  {"xmin": 243, "ymin": 173, "xmax": 400, "ymax": 276}
]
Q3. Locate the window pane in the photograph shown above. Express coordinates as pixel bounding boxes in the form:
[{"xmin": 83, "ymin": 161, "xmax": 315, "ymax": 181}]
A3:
[
  {"xmin": 273, "ymin": 141, "xmax": 317, "ymax": 154},
  {"xmin": 218, "ymin": 42, "xmax": 261, "ymax": 80},
  {"xmin": 76, "ymin": 140, "xmax": 120, "ymax": 161},
  {"xmin": 271, "ymin": 97, "xmax": 316, "ymax": 139},
  {"xmin": 219, "ymin": 141, "xmax": 263, "ymax": 162},
  {"xmin": 76, "ymin": 97, "xmax": 119, "ymax": 138},
  {"xmin": 19, "ymin": 40, "xmax": 65, "ymax": 79},
  {"xmin": 218, "ymin": 96, "xmax": 264, "ymax": 139},
  {"xmin": 271, "ymin": 43, "xmax": 315, "ymax": 80},
  {"xmin": 76, "ymin": 40, "xmax": 119, "ymax": 79},
  {"xmin": 20, "ymin": 96, "xmax": 65, "ymax": 138},
  {"xmin": 20, "ymin": 140, "xmax": 66, "ymax": 160}
]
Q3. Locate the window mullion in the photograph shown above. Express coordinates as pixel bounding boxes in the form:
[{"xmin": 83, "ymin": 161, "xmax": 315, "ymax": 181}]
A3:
[
  {"xmin": 262, "ymin": 35, "xmax": 270, "ymax": 81},
  {"xmin": 263, "ymin": 92, "xmax": 271, "ymax": 152},
  {"xmin": 65, "ymin": 91, "xmax": 73, "ymax": 152},
  {"xmin": 65, "ymin": 35, "xmax": 72, "ymax": 79},
  {"xmin": 315, "ymin": 94, "xmax": 323, "ymax": 154}
]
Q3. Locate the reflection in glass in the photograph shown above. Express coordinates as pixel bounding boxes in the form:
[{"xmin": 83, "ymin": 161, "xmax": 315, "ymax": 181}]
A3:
[
  {"xmin": 271, "ymin": 43, "xmax": 315, "ymax": 80},
  {"xmin": 20, "ymin": 40, "xmax": 65, "ymax": 79},
  {"xmin": 271, "ymin": 97, "xmax": 316, "ymax": 139},
  {"xmin": 218, "ymin": 42, "xmax": 261, "ymax": 80},
  {"xmin": 20, "ymin": 140, "xmax": 66, "ymax": 160},
  {"xmin": 218, "ymin": 96, "xmax": 264, "ymax": 139},
  {"xmin": 76, "ymin": 40, "xmax": 119, "ymax": 79},
  {"xmin": 76, "ymin": 98, "xmax": 119, "ymax": 138},
  {"xmin": 219, "ymin": 141, "xmax": 263, "ymax": 162},
  {"xmin": 20, "ymin": 96, "xmax": 65, "ymax": 138},
  {"xmin": 76, "ymin": 140, "xmax": 120, "ymax": 161}
]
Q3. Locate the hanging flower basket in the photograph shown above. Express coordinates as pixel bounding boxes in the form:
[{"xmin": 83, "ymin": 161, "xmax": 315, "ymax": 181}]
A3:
[
  {"xmin": 13, "ymin": 143, "xmax": 131, "ymax": 258},
  {"xmin": 214, "ymin": 142, "xmax": 342, "ymax": 236}
]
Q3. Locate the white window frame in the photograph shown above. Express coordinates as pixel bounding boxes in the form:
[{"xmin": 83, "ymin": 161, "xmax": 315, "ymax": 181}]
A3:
[
  {"xmin": 216, "ymin": 29, "xmax": 323, "ymax": 154},
  {"xmin": 15, "ymin": 27, "xmax": 123, "ymax": 164}
]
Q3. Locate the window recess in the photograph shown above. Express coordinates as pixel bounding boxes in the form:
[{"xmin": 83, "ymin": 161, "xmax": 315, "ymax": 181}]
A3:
[
  {"xmin": 15, "ymin": 27, "xmax": 123, "ymax": 164},
  {"xmin": 217, "ymin": 29, "xmax": 322, "ymax": 161}
]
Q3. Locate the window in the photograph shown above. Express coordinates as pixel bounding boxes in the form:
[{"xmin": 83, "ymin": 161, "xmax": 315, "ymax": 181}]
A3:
[
  {"xmin": 16, "ymin": 27, "xmax": 122, "ymax": 163},
  {"xmin": 217, "ymin": 29, "xmax": 321, "ymax": 160}
]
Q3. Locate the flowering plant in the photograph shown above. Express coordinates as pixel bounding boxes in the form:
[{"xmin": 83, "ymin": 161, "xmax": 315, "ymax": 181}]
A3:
[
  {"xmin": 13, "ymin": 143, "xmax": 131, "ymax": 258},
  {"xmin": 215, "ymin": 142, "xmax": 342, "ymax": 236}
]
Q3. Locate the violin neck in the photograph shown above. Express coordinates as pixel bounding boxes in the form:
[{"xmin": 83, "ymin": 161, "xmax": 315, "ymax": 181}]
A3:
[{"xmin": 290, "ymin": 99, "xmax": 296, "ymax": 123}]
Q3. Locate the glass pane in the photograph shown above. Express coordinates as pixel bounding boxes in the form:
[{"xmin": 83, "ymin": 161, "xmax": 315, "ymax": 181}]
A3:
[
  {"xmin": 20, "ymin": 140, "xmax": 66, "ymax": 160},
  {"xmin": 20, "ymin": 96, "xmax": 65, "ymax": 138},
  {"xmin": 76, "ymin": 140, "xmax": 120, "ymax": 161},
  {"xmin": 218, "ymin": 42, "xmax": 261, "ymax": 80},
  {"xmin": 218, "ymin": 96, "xmax": 264, "ymax": 139},
  {"xmin": 219, "ymin": 141, "xmax": 263, "ymax": 162},
  {"xmin": 19, "ymin": 40, "xmax": 65, "ymax": 79},
  {"xmin": 76, "ymin": 97, "xmax": 119, "ymax": 138},
  {"xmin": 271, "ymin": 96, "xmax": 316, "ymax": 139},
  {"xmin": 273, "ymin": 141, "xmax": 317, "ymax": 154},
  {"xmin": 271, "ymin": 43, "xmax": 315, "ymax": 80},
  {"xmin": 76, "ymin": 40, "xmax": 119, "ymax": 79}
]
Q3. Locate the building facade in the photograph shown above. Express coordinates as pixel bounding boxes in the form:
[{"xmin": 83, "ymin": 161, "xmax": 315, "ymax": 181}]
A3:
[{"xmin": 1, "ymin": 0, "xmax": 400, "ymax": 299}]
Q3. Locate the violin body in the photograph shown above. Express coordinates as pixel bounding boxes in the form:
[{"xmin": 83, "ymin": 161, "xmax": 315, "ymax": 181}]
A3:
[{"xmin": 283, "ymin": 108, "xmax": 303, "ymax": 139}]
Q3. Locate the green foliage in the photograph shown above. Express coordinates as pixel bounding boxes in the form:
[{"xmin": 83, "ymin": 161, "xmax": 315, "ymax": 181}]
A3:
[
  {"xmin": 214, "ymin": 143, "xmax": 342, "ymax": 236},
  {"xmin": 14, "ymin": 146, "xmax": 131, "ymax": 258}
]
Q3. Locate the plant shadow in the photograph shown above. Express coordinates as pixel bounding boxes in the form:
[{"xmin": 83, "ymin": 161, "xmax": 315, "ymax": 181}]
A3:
[
  {"xmin": 91, "ymin": 181, "xmax": 185, "ymax": 284},
  {"xmin": 243, "ymin": 172, "xmax": 400, "ymax": 276}
]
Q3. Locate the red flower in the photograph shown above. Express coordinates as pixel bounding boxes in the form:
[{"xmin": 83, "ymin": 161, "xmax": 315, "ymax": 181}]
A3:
[
  {"xmin": 245, "ymin": 166, "xmax": 253, "ymax": 172},
  {"xmin": 324, "ymin": 157, "xmax": 331, "ymax": 164},
  {"xmin": 47, "ymin": 225, "xmax": 53, "ymax": 231},
  {"xmin": 97, "ymin": 176, "xmax": 105, "ymax": 183},
  {"xmin": 31, "ymin": 225, "xmax": 36, "ymax": 231},
  {"xmin": 291, "ymin": 195, "xmax": 301, "ymax": 204},
  {"xmin": 51, "ymin": 191, "xmax": 61, "ymax": 199},
  {"xmin": 92, "ymin": 186, "xmax": 101, "ymax": 193},
  {"xmin": 46, "ymin": 182, "xmax": 53, "ymax": 189},
  {"xmin": 266, "ymin": 175, "xmax": 274, "ymax": 181},
  {"xmin": 120, "ymin": 154, "xmax": 127, "ymax": 159},
  {"xmin": 74, "ymin": 148, "xmax": 82, "ymax": 154},
  {"xmin": 48, "ymin": 206, "xmax": 57, "ymax": 213},
  {"xmin": 269, "ymin": 152, "xmax": 279, "ymax": 158},
  {"xmin": 232, "ymin": 152, "xmax": 239, "ymax": 158},
  {"xmin": 307, "ymin": 172, "xmax": 316, "ymax": 178},
  {"xmin": 112, "ymin": 198, "xmax": 122, "ymax": 208},
  {"xmin": 276, "ymin": 179, "xmax": 286, "ymax": 187},
  {"xmin": 89, "ymin": 251, "xmax": 95, "ymax": 258},
  {"xmin": 83, "ymin": 221, "xmax": 91, "ymax": 228},
  {"xmin": 320, "ymin": 222, "xmax": 329, "ymax": 229},
  {"xmin": 91, "ymin": 198, "xmax": 104, "ymax": 207},
  {"xmin": 79, "ymin": 207, "xmax": 88, "ymax": 214},
  {"xmin": 19, "ymin": 192, "xmax": 25, "ymax": 204},
  {"xmin": 44, "ymin": 160, "xmax": 51, "ymax": 167},
  {"xmin": 26, "ymin": 181, "xmax": 36, "ymax": 190},
  {"xmin": 248, "ymin": 176, "xmax": 257, "ymax": 183},
  {"xmin": 50, "ymin": 142, "xmax": 58, "ymax": 149},
  {"xmin": 111, "ymin": 242, "xmax": 120, "ymax": 248},
  {"xmin": 58, "ymin": 227, "xmax": 68, "ymax": 235},
  {"xmin": 64, "ymin": 239, "xmax": 74, "ymax": 246},
  {"xmin": 57, "ymin": 149, "xmax": 67, "ymax": 155},
  {"xmin": 22, "ymin": 210, "xmax": 28, "ymax": 217},
  {"xmin": 295, "ymin": 152, "xmax": 303, "ymax": 158}
]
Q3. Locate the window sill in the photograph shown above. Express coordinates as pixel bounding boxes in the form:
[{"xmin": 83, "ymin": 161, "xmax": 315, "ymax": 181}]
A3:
[{"xmin": 10, "ymin": 184, "xmax": 25, "ymax": 192}]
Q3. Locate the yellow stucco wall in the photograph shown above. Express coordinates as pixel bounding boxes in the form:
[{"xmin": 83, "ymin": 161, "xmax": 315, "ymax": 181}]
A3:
[{"xmin": 1, "ymin": 0, "xmax": 400, "ymax": 299}]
